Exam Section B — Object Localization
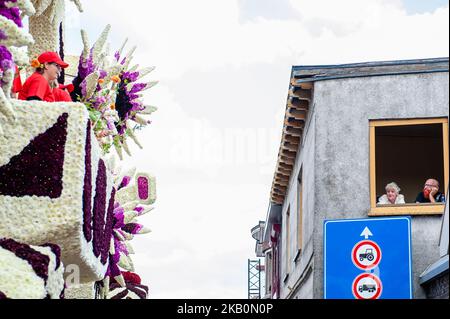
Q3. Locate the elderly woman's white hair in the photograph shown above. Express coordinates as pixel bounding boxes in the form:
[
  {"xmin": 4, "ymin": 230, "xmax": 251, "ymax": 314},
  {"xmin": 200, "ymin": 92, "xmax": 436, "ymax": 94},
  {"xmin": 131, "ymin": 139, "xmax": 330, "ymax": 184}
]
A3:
[{"xmin": 385, "ymin": 182, "xmax": 401, "ymax": 194}]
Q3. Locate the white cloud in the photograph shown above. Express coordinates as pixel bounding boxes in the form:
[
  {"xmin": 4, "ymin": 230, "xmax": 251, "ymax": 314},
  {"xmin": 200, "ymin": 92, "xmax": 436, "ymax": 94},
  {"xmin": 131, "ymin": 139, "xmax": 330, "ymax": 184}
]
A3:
[
  {"xmin": 129, "ymin": 181, "xmax": 270, "ymax": 298},
  {"xmin": 67, "ymin": 0, "xmax": 448, "ymax": 78},
  {"xmin": 61, "ymin": 0, "xmax": 449, "ymax": 299}
]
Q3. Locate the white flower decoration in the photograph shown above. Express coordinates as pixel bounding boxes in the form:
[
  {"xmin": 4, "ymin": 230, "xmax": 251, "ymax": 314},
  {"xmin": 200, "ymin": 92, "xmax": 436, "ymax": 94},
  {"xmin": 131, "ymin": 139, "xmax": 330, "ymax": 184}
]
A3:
[
  {"xmin": 0, "ymin": 15, "xmax": 34, "ymax": 47},
  {"xmin": 5, "ymin": 0, "xmax": 36, "ymax": 16},
  {"xmin": 8, "ymin": 46, "xmax": 29, "ymax": 67}
]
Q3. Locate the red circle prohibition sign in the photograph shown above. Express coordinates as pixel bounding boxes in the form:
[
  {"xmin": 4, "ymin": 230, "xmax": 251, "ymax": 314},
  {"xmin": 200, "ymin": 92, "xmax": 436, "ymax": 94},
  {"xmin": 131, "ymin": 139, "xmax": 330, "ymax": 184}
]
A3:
[
  {"xmin": 352, "ymin": 273, "xmax": 383, "ymax": 299},
  {"xmin": 351, "ymin": 240, "xmax": 382, "ymax": 270}
]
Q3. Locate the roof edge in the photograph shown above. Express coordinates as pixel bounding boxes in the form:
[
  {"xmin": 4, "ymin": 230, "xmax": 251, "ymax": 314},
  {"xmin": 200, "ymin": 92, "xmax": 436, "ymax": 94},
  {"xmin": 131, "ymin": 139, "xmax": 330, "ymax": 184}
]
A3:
[
  {"xmin": 293, "ymin": 57, "xmax": 449, "ymax": 72},
  {"xmin": 292, "ymin": 57, "xmax": 449, "ymax": 83}
]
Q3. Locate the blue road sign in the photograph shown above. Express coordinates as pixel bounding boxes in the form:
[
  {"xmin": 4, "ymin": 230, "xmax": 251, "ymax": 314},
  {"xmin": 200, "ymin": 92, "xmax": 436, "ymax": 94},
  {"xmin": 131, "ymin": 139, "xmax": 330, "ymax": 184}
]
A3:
[{"xmin": 324, "ymin": 217, "xmax": 412, "ymax": 299}]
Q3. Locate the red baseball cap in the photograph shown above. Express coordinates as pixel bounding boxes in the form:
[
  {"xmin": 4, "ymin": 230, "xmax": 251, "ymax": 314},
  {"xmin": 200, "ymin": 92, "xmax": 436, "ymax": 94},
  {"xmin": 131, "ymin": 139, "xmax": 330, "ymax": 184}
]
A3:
[{"xmin": 38, "ymin": 51, "xmax": 69, "ymax": 68}]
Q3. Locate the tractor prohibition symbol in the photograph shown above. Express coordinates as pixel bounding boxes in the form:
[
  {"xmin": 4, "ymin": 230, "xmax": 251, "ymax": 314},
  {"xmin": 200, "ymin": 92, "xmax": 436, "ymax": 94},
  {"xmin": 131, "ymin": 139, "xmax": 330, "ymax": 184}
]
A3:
[{"xmin": 359, "ymin": 248, "xmax": 374, "ymax": 262}]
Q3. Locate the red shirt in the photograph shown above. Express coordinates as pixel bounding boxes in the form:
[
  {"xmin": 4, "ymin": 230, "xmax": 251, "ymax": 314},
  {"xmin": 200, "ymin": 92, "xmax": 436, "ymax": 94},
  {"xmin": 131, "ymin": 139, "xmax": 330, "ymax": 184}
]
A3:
[
  {"xmin": 53, "ymin": 87, "xmax": 72, "ymax": 102},
  {"xmin": 12, "ymin": 65, "xmax": 22, "ymax": 93},
  {"xmin": 18, "ymin": 72, "xmax": 55, "ymax": 102}
]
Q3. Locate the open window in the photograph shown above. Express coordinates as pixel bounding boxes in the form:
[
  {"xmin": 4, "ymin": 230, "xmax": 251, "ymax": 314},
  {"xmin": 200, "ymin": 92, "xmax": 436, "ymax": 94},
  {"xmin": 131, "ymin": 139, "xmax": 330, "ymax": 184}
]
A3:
[
  {"xmin": 295, "ymin": 168, "xmax": 303, "ymax": 262},
  {"xmin": 369, "ymin": 118, "xmax": 448, "ymax": 216},
  {"xmin": 265, "ymin": 249, "xmax": 273, "ymax": 297},
  {"xmin": 283, "ymin": 207, "xmax": 291, "ymax": 282}
]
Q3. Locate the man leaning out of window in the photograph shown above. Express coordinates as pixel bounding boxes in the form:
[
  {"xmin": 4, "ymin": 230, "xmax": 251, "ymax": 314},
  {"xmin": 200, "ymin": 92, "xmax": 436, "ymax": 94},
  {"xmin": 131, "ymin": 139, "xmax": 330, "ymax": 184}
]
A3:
[{"xmin": 416, "ymin": 178, "xmax": 446, "ymax": 203}]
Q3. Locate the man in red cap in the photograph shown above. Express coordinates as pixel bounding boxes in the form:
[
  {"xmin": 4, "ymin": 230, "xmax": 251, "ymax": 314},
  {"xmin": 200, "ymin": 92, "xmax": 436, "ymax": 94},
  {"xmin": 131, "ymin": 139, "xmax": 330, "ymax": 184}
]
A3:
[{"xmin": 18, "ymin": 51, "xmax": 69, "ymax": 102}]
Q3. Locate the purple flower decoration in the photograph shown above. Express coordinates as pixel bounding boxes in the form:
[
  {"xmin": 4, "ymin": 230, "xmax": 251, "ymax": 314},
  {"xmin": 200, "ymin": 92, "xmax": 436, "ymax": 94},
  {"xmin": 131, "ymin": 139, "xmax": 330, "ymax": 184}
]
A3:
[
  {"xmin": 130, "ymin": 101, "xmax": 142, "ymax": 111},
  {"xmin": 129, "ymin": 83, "xmax": 146, "ymax": 94},
  {"xmin": 134, "ymin": 206, "xmax": 145, "ymax": 215},
  {"xmin": 78, "ymin": 49, "xmax": 95, "ymax": 79},
  {"xmin": 99, "ymin": 69, "xmax": 107, "ymax": 79},
  {"xmin": 127, "ymin": 93, "xmax": 139, "ymax": 101},
  {"xmin": 106, "ymin": 120, "xmax": 115, "ymax": 131},
  {"xmin": 119, "ymin": 176, "xmax": 131, "ymax": 189},
  {"xmin": 101, "ymin": 174, "xmax": 152, "ymax": 293},
  {"xmin": 93, "ymin": 96, "xmax": 106, "ymax": 109},
  {"xmin": 137, "ymin": 176, "xmax": 148, "ymax": 200},
  {"xmin": 117, "ymin": 125, "xmax": 126, "ymax": 135},
  {"xmin": 0, "ymin": 114, "xmax": 68, "ymax": 198},
  {"xmin": 114, "ymin": 51, "xmax": 120, "ymax": 62},
  {"xmin": 0, "ymin": 3, "xmax": 22, "ymax": 28},
  {"xmin": 83, "ymin": 122, "xmax": 93, "ymax": 242},
  {"xmin": 71, "ymin": 49, "xmax": 95, "ymax": 101},
  {"xmin": 80, "ymin": 80, "xmax": 87, "ymax": 98},
  {"xmin": 0, "ymin": 46, "xmax": 13, "ymax": 83},
  {"xmin": 122, "ymin": 71, "xmax": 139, "ymax": 82},
  {"xmin": 113, "ymin": 206, "xmax": 125, "ymax": 230},
  {"xmin": 104, "ymin": 204, "xmax": 128, "ymax": 278},
  {"xmin": 1, "ymin": 58, "xmax": 13, "ymax": 71},
  {"xmin": 0, "ymin": 0, "xmax": 17, "ymax": 5},
  {"xmin": 0, "ymin": 30, "xmax": 7, "ymax": 41},
  {"xmin": 106, "ymin": 252, "xmax": 121, "ymax": 278},
  {"xmin": 102, "ymin": 189, "xmax": 116, "ymax": 264},
  {"xmin": 122, "ymin": 223, "xmax": 143, "ymax": 235},
  {"xmin": 0, "ymin": 45, "xmax": 12, "ymax": 62},
  {"xmin": 92, "ymin": 160, "xmax": 107, "ymax": 258}
]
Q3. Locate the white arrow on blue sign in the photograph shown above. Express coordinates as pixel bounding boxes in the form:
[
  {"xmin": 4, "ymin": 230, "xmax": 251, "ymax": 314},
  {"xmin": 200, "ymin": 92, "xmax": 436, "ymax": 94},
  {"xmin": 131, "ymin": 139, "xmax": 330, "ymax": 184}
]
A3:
[
  {"xmin": 360, "ymin": 226, "xmax": 373, "ymax": 239},
  {"xmin": 324, "ymin": 216, "xmax": 412, "ymax": 299}
]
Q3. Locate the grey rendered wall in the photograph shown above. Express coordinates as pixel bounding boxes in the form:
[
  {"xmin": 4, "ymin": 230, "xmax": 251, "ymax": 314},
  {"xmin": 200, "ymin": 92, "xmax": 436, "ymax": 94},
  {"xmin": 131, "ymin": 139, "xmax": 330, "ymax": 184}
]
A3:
[
  {"xmin": 312, "ymin": 72, "xmax": 449, "ymax": 299},
  {"xmin": 279, "ymin": 108, "xmax": 316, "ymax": 299}
]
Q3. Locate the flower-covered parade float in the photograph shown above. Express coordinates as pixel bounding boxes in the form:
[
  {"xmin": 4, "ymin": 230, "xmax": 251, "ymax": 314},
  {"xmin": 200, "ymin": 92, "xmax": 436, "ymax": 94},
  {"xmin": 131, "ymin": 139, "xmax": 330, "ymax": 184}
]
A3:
[
  {"xmin": 0, "ymin": 238, "xmax": 65, "ymax": 299},
  {"xmin": 0, "ymin": 0, "xmax": 157, "ymax": 299}
]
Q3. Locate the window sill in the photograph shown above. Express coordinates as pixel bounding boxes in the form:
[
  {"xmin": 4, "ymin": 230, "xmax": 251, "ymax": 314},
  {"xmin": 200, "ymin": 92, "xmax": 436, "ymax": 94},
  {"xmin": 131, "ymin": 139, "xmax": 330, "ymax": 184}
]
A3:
[{"xmin": 369, "ymin": 203, "xmax": 444, "ymax": 216}]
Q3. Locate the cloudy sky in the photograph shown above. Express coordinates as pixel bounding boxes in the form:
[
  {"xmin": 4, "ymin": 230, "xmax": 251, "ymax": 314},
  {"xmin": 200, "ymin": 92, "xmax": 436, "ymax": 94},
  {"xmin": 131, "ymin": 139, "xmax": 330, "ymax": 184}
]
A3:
[{"xmin": 62, "ymin": 0, "xmax": 449, "ymax": 298}]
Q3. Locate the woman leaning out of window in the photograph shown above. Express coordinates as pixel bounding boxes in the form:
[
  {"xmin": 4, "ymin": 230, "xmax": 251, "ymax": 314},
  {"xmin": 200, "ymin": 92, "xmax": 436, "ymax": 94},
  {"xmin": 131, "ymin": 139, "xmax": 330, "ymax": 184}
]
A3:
[{"xmin": 378, "ymin": 182, "xmax": 405, "ymax": 205}]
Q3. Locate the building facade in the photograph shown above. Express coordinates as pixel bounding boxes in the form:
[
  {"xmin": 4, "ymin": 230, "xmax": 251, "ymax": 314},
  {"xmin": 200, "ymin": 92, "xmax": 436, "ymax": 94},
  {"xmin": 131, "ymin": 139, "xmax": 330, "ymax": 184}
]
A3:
[{"xmin": 252, "ymin": 58, "xmax": 449, "ymax": 299}]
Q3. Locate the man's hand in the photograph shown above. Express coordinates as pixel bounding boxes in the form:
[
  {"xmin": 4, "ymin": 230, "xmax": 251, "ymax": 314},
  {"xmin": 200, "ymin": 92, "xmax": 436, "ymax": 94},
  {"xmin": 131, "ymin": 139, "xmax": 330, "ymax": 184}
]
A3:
[{"xmin": 429, "ymin": 187, "xmax": 438, "ymax": 203}]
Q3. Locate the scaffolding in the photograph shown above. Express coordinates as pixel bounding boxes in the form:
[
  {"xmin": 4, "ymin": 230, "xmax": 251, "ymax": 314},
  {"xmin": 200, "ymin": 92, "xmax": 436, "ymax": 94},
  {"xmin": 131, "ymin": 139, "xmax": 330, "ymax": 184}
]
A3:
[{"xmin": 248, "ymin": 259, "xmax": 261, "ymax": 299}]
